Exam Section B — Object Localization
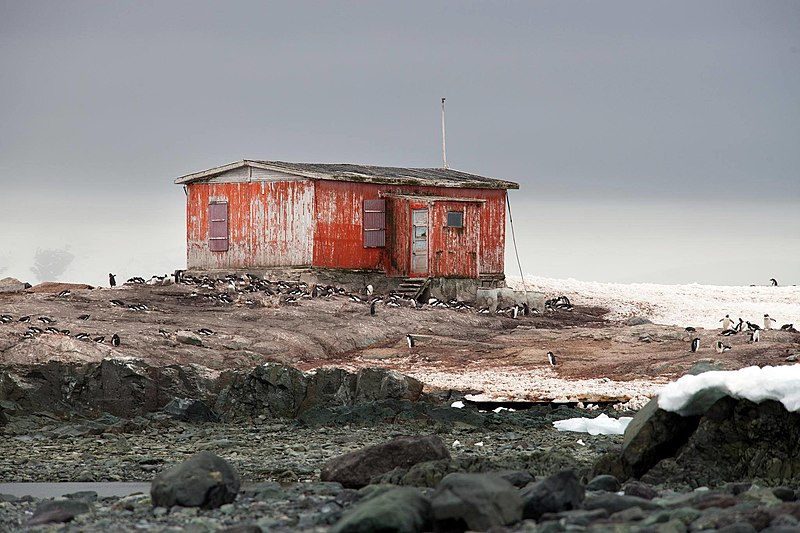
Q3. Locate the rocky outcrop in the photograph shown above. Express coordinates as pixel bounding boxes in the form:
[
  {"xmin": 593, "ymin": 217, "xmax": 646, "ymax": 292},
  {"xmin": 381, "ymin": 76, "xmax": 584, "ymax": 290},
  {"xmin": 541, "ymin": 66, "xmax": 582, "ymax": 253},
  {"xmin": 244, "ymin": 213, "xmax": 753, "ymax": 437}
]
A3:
[
  {"xmin": 0, "ymin": 277, "xmax": 31, "ymax": 293},
  {"xmin": 331, "ymin": 487, "xmax": 432, "ymax": 533},
  {"xmin": 0, "ymin": 360, "xmax": 424, "ymax": 420},
  {"xmin": 150, "ymin": 451, "xmax": 240, "ymax": 509},
  {"xmin": 594, "ymin": 396, "xmax": 800, "ymax": 487}
]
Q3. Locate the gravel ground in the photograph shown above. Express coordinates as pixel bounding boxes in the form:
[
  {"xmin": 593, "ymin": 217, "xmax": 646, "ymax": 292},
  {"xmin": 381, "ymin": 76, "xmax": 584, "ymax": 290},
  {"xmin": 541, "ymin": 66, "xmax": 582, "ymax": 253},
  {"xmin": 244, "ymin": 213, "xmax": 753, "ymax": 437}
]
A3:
[{"xmin": 0, "ymin": 406, "xmax": 618, "ymax": 532}]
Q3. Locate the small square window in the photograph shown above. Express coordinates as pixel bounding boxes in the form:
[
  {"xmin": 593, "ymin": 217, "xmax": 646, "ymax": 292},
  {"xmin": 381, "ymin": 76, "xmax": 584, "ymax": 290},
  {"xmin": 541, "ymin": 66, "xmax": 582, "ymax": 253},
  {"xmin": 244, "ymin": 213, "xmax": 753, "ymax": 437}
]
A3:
[{"xmin": 446, "ymin": 211, "xmax": 463, "ymax": 228}]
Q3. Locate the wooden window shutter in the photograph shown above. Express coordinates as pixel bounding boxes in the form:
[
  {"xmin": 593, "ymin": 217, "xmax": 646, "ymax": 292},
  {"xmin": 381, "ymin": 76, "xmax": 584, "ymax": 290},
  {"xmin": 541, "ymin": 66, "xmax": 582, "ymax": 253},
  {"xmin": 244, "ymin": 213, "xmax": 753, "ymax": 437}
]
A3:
[
  {"xmin": 363, "ymin": 199, "xmax": 386, "ymax": 248},
  {"xmin": 208, "ymin": 202, "xmax": 229, "ymax": 252}
]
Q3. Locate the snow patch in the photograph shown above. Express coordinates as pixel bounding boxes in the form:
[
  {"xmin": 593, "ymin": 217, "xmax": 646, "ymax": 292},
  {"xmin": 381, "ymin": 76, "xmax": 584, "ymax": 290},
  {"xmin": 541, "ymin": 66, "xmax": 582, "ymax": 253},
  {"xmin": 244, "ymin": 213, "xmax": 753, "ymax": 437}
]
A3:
[
  {"xmin": 553, "ymin": 413, "xmax": 633, "ymax": 435},
  {"xmin": 508, "ymin": 275, "xmax": 800, "ymax": 330},
  {"xmin": 657, "ymin": 365, "xmax": 800, "ymax": 415}
]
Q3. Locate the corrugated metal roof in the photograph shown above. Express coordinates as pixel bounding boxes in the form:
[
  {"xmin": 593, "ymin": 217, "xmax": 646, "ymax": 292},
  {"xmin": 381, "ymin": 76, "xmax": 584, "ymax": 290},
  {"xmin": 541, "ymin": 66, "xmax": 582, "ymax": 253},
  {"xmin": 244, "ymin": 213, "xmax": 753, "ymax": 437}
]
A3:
[{"xmin": 174, "ymin": 160, "xmax": 519, "ymax": 189}]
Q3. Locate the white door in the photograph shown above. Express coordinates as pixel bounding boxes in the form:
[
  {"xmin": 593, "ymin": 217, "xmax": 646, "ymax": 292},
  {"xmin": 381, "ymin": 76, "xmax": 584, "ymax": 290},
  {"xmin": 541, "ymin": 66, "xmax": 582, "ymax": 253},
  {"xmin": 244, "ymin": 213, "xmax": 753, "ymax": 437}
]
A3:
[{"xmin": 411, "ymin": 209, "xmax": 428, "ymax": 274}]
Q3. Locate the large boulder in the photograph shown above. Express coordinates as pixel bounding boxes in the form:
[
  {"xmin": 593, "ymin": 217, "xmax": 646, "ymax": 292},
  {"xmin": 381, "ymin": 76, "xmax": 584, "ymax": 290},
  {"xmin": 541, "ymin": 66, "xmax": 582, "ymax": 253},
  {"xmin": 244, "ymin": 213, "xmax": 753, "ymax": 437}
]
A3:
[
  {"xmin": 430, "ymin": 472, "xmax": 523, "ymax": 531},
  {"xmin": 520, "ymin": 469, "xmax": 585, "ymax": 520},
  {"xmin": 215, "ymin": 363, "xmax": 309, "ymax": 419},
  {"xmin": 321, "ymin": 435, "xmax": 451, "ymax": 489},
  {"xmin": 0, "ymin": 277, "xmax": 31, "ymax": 293},
  {"xmin": 354, "ymin": 368, "xmax": 423, "ymax": 402},
  {"xmin": 594, "ymin": 396, "xmax": 800, "ymax": 488},
  {"xmin": 331, "ymin": 487, "xmax": 432, "ymax": 533},
  {"xmin": 151, "ymin": 451, "xmax": 240, "ymax": 509}
]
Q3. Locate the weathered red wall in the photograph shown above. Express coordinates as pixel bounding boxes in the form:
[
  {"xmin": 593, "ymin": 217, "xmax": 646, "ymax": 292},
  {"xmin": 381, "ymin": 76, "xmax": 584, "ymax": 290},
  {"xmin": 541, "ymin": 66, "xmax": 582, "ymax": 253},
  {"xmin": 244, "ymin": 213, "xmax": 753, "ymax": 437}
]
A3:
[
  {"xmin": 185, "ymin": 178, "xmax": 507, "ymax": 277},
  {"xmin": 312, "ymin": 180, "xmax": 506, "ymax": 277},
  {"xmin": 186, "ymin": 180, "xmax": 314, "ymax": 270}
]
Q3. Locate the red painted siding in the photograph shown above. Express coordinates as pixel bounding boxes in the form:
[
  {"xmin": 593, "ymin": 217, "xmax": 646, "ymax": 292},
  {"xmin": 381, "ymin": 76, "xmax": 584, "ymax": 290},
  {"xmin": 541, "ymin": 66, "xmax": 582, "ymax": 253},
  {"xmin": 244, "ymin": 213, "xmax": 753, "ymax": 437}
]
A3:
[
  {"xmin": 185, "ymin": 178, "xmax": 507, "ymax": 278},
  {"xmin": 186, "ymin": 180, "xmax": 314, "ymax": 270}
]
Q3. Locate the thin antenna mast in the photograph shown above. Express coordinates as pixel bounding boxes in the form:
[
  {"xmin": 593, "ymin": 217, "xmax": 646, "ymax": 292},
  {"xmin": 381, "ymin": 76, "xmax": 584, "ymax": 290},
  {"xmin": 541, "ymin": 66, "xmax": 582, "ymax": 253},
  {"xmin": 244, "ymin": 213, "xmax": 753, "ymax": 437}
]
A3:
[{"xmin": 441, "ymin": 97, "xmax": 448, "ymax": 169}]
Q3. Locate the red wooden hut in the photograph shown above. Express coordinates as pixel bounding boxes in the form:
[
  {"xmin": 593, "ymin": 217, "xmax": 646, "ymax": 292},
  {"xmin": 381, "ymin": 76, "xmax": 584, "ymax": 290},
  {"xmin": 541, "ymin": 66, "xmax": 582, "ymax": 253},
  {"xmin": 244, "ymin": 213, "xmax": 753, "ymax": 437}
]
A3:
[{"xmin": 175, "ymin": 160, "xmax": 519, "ymax": 296}]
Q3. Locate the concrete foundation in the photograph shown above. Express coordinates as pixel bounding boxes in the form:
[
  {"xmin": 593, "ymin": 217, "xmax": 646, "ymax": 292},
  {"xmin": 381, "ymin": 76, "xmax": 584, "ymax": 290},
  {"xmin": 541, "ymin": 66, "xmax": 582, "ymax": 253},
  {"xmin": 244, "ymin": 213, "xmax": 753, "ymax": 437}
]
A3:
[{"xmin": 182, "ymin": 268, "xmax": 507, "ymax": 303}]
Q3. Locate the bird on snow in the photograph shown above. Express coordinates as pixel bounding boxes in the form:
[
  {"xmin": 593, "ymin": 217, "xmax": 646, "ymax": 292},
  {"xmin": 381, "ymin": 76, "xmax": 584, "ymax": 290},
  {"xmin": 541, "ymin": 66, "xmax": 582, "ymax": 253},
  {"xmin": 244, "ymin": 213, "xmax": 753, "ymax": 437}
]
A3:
[
  {"xmin": 690, "ymin": 338, "xmax": 700, "ymax": 353},
  {"xmin": 763, "ymin": 314, "xmax": 776, "ymax": 330},
  {"xmin": 770, "ymin": 278, "xmax": 778, "ymax": 286},
  {"xmin": 111, "ymin": 333, "xmax": 121, "ymax": 347},
  {"xmin": 547, "ymin": 351, "xmax": 557, "ymax": 366},
  {"xmin": 109, "ymin": 273, "xmax": 117, "ymax": 288}
]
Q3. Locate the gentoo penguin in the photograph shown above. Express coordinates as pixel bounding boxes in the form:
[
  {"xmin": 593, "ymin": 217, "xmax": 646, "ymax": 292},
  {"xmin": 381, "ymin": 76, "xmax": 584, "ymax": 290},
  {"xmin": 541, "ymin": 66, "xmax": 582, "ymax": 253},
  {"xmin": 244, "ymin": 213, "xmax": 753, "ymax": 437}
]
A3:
[
  {"xmin": 370, "ymin": 300, "xmax": 378, "ymax": 316},
  {"xmin": 158, "ymin": 328, "xmax": 170, "ymax": 338},
  {"xmin": 685, "ymin": 326, "xmax": 696, "ymax": 334},
  {"xmin": 18, "ymin": 315, "xmax": 30, "ymax": 323},
  {"xmin": 763, "ymin": 314, "xmax": 776, "ymax": 330},
  {"xmin": 366, "ymin": 284, "xmax": 374, "ymax": 297},
  {"xmin": 750, "ymin": 329, "xmax": 761, "ymax": 343},
  {"xmin": 38, "ymin": 316, "xmax": 55, "ymax": 324},
  {"xmin": 109, "ymin": 273, "xmax": 117, "ymax": 288},
  {"xmin": 720, "ymin": 329, "xmax": 737, "ymax": 337},
  {"xmin": 406, "ymin": 334, "xmax": 416, "ymax": 349},
  {"xmin": 734, "ymin": 318, "xmax": 744, "ymax": 332},
  {"xmin": 714, "ymin": 341, "xmax": 732, "ymax": 353},
  {"xmin": 547, "ymin": 351, "xmax": 557, "ymax": 366},
  {"xmin": 770, "ymin": 278, "xmax": 778, "ymax": 286},
  {"xmin": 719, "ymin": 315, "xmax": 733, "ymax": 331},
  {"xmin": 746, "ymin": 321, "xmax": 761, "ymax": 331},
  {"xmin": 93, "ymin": 336, "xmax": 105, "ymax": 343},
  {"xmin": 77, "ymin": 314, "xmax": 90, "ymax": 320},
  {"xmin": 197, "ymin": 328, "xmax": 214, "ymax": 335},
  {"xmin": 690, "ymin": 338, "xmax": 700, "ymax": 353},
  {"xmin": 523, "ymin": 303, "xmax": 530, "ymax": 316},
  {"xmin": 111, "ymin": 333, "xmax": 120, "ymax": 346}
]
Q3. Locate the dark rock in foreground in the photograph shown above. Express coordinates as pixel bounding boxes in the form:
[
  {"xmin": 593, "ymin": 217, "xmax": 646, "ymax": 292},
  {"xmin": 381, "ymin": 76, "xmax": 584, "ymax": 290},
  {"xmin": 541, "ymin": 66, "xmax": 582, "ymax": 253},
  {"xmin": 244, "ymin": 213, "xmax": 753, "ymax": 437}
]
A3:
[
  {"xmin": 331, "ymin": 486, "xmax": 431, "ymax": 533},
  {"xmin": 321, "ymin": 434, "xmax": 451, "ymax": 489},
  {"xmin": 150, "ymin": 451, "xmax": 240, "ymax": 509},
  {"xmin": 430, "ymin": 472, "xmax": 522, "ymax": 532},
  {"xmin": 595, "ymin": 396, "xmax": 800, "ymax": 487},
  {"xmin": 520, "ymin": 469, "xmax": 585, "ymax": 520}
]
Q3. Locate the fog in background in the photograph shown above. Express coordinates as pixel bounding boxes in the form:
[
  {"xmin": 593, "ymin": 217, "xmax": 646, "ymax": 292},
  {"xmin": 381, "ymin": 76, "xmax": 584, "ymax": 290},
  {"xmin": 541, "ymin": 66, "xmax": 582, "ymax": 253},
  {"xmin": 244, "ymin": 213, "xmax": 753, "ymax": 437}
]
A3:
[{"xmin": 1, "ymin": 1, "xmax": 798, "ymax": 287}]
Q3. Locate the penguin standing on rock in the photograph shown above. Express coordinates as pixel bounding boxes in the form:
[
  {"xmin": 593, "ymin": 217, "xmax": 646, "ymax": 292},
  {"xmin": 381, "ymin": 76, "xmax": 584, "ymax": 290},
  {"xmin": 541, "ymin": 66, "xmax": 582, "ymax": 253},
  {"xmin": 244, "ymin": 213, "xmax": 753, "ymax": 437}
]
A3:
[
  {"xmin": 406, "ymin": 334, "xmax": 416, "ymax": 349},
  {"xmin": 109, "ymin": 273, "xmax": 117, "ymax": 288},
  {"xmin": 690, "ymin": 338, "xmax": 700, "ymax": 353},
  {"xmin": 763, "ymin": 314, "xmax": 776, "ymax": 330},
  {"xmin": 111, "ymin": 333, "xmax": 120, "ymax": 347},
  {"xmin": 547, "ymin": 351, "xmax": 557, "ymax": 367},
  {"xmin": 719, "ymin": 315, "xmax": 733, "ymax": 331}
]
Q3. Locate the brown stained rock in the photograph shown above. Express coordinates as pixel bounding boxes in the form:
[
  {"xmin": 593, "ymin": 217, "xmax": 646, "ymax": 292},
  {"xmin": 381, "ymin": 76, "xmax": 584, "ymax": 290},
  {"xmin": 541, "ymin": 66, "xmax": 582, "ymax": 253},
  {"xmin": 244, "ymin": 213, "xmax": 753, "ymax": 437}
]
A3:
[{"xmin": 321, "ymin": 434, "xmax": 451, "ymax": 488}]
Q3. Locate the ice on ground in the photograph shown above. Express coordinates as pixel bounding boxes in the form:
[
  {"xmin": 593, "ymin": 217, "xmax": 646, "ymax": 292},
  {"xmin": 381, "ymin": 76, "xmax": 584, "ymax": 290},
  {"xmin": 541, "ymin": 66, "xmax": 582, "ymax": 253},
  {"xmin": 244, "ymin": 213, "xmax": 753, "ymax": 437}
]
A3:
[
  {"xmin": 507, "ymin": 275, "xmax": 800, "ymax": 330},
  {"xmin": 658, "ymin": 365, "xmax": 800, "ymax": 416},
  {"xmin": 553, "ymin": 413, "xmax": 633, "ymax": 435}
]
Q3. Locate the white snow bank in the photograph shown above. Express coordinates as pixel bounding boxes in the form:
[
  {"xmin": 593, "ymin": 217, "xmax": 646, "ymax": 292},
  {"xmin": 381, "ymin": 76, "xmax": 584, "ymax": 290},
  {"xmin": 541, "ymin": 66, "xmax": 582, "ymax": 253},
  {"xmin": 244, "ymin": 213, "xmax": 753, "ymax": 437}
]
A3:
[
  {"xmin": 657, "ymin": 365, "xmax": 800, "ymax": 416},
  {"xmin": 507, "ymin": 275, "xmax": 800, "ymax": 330},
  {"xmin": 553, "ymin": 413, "xmax": 633, "ymax": 435}
]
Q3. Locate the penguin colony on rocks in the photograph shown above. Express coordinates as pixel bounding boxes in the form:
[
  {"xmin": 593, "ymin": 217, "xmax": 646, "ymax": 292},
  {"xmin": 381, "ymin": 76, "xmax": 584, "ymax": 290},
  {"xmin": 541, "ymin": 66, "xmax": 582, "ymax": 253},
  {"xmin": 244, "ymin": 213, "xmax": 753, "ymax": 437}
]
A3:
[{"xmin": 1, "ymin": 272, "xmax": 574, "ymax": 366}]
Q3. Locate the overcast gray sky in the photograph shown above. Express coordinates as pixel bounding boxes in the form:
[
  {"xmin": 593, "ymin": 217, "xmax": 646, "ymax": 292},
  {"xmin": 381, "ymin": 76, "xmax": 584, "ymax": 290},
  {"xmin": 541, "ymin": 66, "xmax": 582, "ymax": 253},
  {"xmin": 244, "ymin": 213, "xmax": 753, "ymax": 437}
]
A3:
[{"xmin": 1, "ymin": 1, "xmax": 798, "ymax": 287}]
